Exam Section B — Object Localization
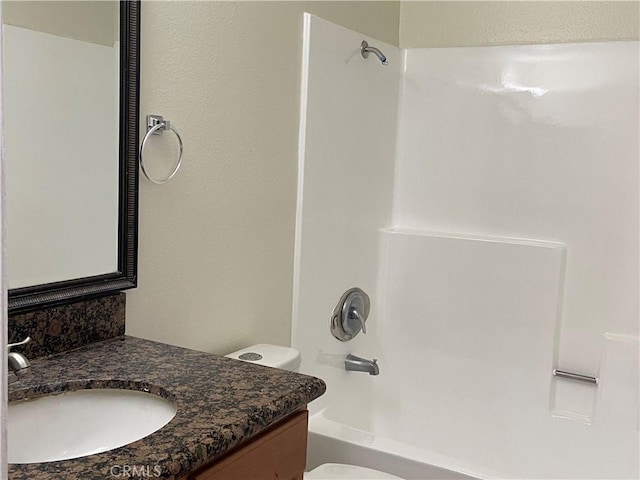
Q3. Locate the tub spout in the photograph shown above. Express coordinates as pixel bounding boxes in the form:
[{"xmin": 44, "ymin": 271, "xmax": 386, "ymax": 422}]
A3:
[{"xmin": 345, "ymin": 354, "xmax": 379, "ymax": 375}]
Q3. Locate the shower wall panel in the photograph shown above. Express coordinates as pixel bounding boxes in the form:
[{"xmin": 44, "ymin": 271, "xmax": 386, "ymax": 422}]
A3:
[
  {"xmin": 292, "ymin": 13, "xmax": 400, "ymax": 412},
  {"xmin": 389, "ymin": 41, "xmax": 639, "ymax": 477},
  {"xmin": 394, "ymin": 42, "xmax": 639, "ymax": 370}
]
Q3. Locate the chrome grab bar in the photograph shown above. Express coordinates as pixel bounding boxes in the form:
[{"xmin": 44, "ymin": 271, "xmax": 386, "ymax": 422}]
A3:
[{"xmin": 553, "ymin": 369, "xmax": 598, "ymax": 385}]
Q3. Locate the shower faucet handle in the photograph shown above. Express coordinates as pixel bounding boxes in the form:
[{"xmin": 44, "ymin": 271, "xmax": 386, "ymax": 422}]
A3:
[
  {"xmin": 350, "ymin": 307, "xmax": 366, "ymax": 334},
  {"xmin": 331, "ymin": 288, "xmax": 371, "ymax": 341}
]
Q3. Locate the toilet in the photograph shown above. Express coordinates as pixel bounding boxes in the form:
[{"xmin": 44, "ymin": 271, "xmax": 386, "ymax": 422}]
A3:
[
  {"xmin": 226, "ymin": 344, "xmax": 405, "ymax": 480},
  {"xmin": 225, "ymin": 343, "xmax": 301, "ymax": 372}
]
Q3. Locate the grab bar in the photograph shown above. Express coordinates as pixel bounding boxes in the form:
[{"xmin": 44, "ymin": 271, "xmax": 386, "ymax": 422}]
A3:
[{"xmin": 553, "ymin": 369, "xmax": 598, "ymax": 385}]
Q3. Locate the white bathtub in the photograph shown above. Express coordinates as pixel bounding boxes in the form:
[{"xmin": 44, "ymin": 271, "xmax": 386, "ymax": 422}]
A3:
[{"xmin": 306, "ymin": 409, "xmax": 482, "ymax": 480}]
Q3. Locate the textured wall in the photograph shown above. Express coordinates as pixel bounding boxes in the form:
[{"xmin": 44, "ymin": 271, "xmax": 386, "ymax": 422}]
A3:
[
  {"xmin": 126, "ymin": 2, "xmax": 400, "ymax": 354},
  {"xmin": 400, "ymin": 1, "xmax": 640, "ymax": 47}
]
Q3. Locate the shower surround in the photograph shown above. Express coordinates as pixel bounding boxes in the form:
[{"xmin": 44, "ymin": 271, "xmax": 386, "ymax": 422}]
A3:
[{"xmin": 293, "ymin": 14, "xmax": 639, "ymax": 479}]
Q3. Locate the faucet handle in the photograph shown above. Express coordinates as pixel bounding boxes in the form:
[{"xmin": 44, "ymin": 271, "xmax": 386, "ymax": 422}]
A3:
[
  {"xmin": 350, "ymin": 308, "xmax": 367, "ymax": 334},
  {"xmin": 8, "ymin": 336, "xmax": 30, "ymax": 351}
]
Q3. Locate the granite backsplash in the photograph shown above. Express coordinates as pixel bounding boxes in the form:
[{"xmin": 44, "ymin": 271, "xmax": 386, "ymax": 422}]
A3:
[{"xmin": 8, "ymin": 293, "xmax": 125, "ymax": 359}]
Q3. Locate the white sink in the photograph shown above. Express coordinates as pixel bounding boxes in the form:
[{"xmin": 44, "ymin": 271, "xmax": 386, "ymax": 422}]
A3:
[{"xmin": 9, "ymin": 388, "xmax": 177, "ymax": 464}]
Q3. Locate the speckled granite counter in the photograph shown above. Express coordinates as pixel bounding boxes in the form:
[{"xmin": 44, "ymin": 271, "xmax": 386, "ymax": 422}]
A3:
[{"xmin": 8, "ymin": 336, "xmax": 326, "ymax": 480}]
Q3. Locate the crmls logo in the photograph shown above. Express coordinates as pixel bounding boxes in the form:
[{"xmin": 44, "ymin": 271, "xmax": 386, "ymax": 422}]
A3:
[{"xmin": 109, "ymin": 465, "xmax": 162, "ymax": 478}]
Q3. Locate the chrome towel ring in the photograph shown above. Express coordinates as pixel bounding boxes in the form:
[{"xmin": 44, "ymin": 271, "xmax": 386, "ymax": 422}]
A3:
[{"xmin": 140, "ymin": 114, "xmax": 183, "ymax": 185}]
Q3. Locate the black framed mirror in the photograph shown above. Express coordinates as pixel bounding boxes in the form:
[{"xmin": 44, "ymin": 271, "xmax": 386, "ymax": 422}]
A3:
[{"xmin": 7, "ymin": 1, "xmax": 140, "ymax": 313}]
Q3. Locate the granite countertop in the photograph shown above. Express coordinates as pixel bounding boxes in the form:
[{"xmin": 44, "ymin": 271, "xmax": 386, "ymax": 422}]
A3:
[{"xmin": 8, "ymin": 336, "xmax": 326, "ymax": 480}]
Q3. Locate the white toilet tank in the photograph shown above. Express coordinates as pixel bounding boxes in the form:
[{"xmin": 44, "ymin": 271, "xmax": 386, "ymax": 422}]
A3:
[{"xmin": 225, "ymin": 344, "xmax": 301, "ymax": 372}]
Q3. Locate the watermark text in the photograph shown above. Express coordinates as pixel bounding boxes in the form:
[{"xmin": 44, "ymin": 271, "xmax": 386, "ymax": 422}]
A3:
[{"xmin": 109, "ymin": 465, "xmax": 162, "ymax": 478}]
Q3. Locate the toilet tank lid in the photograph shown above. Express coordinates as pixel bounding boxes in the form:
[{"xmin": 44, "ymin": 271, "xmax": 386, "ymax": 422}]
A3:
[{"xmin": 225, "ymin": 344, "xmax": 301, "ymax": 371}]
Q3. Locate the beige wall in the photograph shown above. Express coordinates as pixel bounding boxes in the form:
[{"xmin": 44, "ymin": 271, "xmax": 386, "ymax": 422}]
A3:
[
  {"xmin": 125, "ymin": 2, "xmax": 400, "ymax": 355},
  {"xmin": 3, "ymin": 1, "xmax": 117, "ymax": 47},
  {"xmin": 400, "ymin": 1, "xmax": 640, "ymax": 48}
]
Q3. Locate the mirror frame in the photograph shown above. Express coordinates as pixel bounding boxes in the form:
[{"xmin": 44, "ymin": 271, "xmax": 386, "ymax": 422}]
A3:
[{"xmin": 8, "ymin": 1, "xmax": 140, "ymax": 313}]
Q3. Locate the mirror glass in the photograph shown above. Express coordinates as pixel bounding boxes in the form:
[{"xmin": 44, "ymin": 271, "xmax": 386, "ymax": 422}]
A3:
[
  {"xmin": 4, "ymin": 1, "xmax": 120, "ymax": 288},
  {"xmin": 4, "ymin": 1, "xmax": 138, "ymax": 311}
]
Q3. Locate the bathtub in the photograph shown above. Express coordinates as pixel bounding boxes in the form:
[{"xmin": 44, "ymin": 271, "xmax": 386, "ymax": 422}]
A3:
[{"xmin": 306, "ymin": 408, "xmax": 482, "ymax": 480}]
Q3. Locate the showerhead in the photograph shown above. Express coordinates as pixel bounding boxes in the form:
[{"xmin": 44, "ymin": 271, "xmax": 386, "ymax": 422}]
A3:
[{"xmin": 361, "ymin": 40, "xmax": 388, "ymax": 66}]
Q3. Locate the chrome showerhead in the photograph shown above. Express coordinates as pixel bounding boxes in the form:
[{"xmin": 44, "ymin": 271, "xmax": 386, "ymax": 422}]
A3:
[{"xmin": 361, "ymin": 40, "xmax": 388, "ymax": 66}]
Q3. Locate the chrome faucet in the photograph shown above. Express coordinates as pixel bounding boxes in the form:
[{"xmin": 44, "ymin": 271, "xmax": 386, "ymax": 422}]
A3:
[
  {"xmin": 345, "ymin": 354, "xmax": 379, "ymax": 375},
  {"xmin": 8, "ymin": 337, "xmax": 31, "ymax": 384}
]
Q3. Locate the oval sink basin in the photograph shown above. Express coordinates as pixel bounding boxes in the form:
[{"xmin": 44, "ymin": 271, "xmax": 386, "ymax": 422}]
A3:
[{"xmin": 9, "ymin": 388, "xmax": 177, "ymax": 464}]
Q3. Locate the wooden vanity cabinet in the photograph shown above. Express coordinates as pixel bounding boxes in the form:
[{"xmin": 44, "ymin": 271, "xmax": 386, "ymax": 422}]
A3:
[{"xmin": 186, "ymin": 409, "xmax": 309, "ymax": 480}]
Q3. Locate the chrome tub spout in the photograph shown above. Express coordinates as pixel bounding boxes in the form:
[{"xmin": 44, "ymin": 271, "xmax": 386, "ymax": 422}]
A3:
[{"xmin": 345, "ymin": 354, "xmax": 379, "ymax": 375}]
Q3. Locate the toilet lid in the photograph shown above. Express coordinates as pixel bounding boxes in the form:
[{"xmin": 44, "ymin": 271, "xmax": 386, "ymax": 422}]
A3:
[{"xmin": 305, "ymin": 463, "xmax": 404, "ymax": 479}]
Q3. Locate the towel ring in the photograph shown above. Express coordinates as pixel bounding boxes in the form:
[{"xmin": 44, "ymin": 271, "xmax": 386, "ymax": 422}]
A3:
[{"xmin": 140, "ymin": 114, "xmax": 183, "ymax": 185}]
